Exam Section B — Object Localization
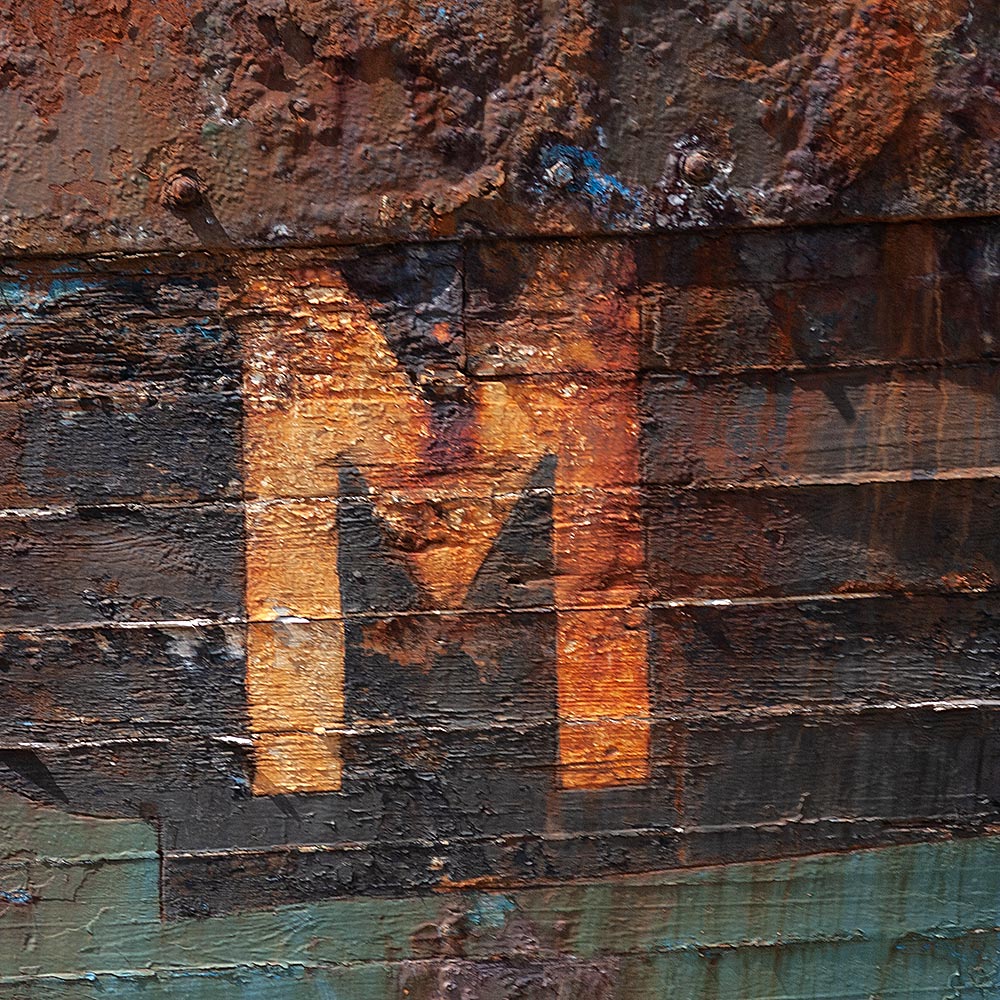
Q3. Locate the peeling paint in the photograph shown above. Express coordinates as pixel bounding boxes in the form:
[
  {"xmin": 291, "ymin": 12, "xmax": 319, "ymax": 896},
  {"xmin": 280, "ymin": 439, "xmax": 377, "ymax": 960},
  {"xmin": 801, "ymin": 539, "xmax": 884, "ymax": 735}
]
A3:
[{"xmin": 1, "ymin": 4, "xmax": 999, "ymax": 992}]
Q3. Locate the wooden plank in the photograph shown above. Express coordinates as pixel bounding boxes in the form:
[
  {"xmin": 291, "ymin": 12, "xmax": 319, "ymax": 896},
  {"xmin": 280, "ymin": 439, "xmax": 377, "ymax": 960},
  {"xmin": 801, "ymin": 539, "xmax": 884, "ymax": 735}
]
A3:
[
  {"xmin": 0, "ymin": 263, "xmax": 235, "ymax": 397},
  {"xmin": 0, "ymin": 394, "xmax": 241, "ymax": 506},
  {"xmin": 161, "ymin": 828, "xmax": 683, "ymax": 917},
  {"xmin": 642, "ymin": 365, "xmax": 1000, "ymax": 487},
  {"xmin": 10, "ymin": 703, "xmax": 984, "ymax": 908},
  {"xmin": 0, "ymin": 506, "xmax": 244, "ymax": 628},
  {"xmin": 637, "ymin": 219, "xmax": 1000, "ymax": 373},
  {"xmin": 159, "ymin": 699, "xmax": 1000, "ymax": 903},
  {"xmin": 0, "ymin": 623, "xmax": 247, "ymax": 738},
  {"xmin": 463, "ymin": 239, "xmax": 639, "ymax": 377},
  {"xmin": 8, "ymin": 791, "xmax": 1000, "ymax": 997},
  {"xmin": 651, "ymin": 593, "xmax": 1000, "ymax": 713},
  {"xmin": 646, "ymin": 478, "xmax": 1000, "ymax": 600},
  {"xmin": 241, "ymin": 378, "xmax": 643, "ymax": 493},
  {"xmin": 465, "ymin": 221, "xmax": 1000, "ymax": 379},
  {"xmin": 678, "ymin": 707, "xmax": 1000, "ymax": 840},
  {"xmin": 244, "ymin": 487, "xmax": 650, "ymax": 616}
]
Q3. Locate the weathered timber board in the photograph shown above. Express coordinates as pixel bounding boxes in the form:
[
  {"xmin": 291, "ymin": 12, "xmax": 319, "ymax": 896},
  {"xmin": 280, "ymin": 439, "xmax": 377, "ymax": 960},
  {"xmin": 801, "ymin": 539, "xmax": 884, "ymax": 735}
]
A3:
[
  {"xmin": 2, "ymin": 215, "xmax": 1000, "ymax": 919},
  {"xmin": 4, "ymin": 793, "xmax": 1000, "ymax": 997},
  {"xmin": 645, "ymin": 478, "xmax": 1000, "ymax": 599}
]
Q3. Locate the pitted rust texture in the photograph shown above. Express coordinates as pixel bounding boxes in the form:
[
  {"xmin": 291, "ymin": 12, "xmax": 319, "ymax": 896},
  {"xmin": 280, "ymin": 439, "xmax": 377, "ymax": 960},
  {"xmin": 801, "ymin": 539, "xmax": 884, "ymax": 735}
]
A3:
[{"xmin": 0, "ymin": 0, "xmax": 998, "ymax": 253}]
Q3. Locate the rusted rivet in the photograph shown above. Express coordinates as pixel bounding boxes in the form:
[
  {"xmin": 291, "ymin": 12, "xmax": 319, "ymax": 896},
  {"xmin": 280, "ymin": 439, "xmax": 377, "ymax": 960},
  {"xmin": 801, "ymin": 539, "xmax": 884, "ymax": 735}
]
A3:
[
  {"xmin": 682, "ymin": 151, "xmax": 715, "ymax": 185},
  {"xmin": 161, "ymin": 172, "xmax": 202, "ymax": 211},
  {"xmin": 544, "ymin": 159, "xmax": 575, "ymax": 188}
]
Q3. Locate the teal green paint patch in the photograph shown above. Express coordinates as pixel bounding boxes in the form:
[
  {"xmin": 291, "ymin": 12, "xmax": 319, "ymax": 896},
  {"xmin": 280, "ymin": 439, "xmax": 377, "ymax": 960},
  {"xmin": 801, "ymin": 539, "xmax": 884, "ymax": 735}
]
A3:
[
  {"xmin": 466, "ymin": 893, "xmax": 517, "ymax": 928},
  {"xmin": 624, "ymin": 932, "xmax": 1000, "ymax": 999},
  {"xmin": 4, "ymin": 793, "xmax": 1000, "ymax": 998},
  {"xmin": 11, "ymin": 939, "xmax": 1000, "ymax": 1000},
  {"xmin": 526, "ymin": 837, "xmax": 1000, "ymax": 962},
  {"xmin": 0, "ymin": 790, "xmax": 157, "ymax": 863},
  {"xmin": 8, "ymin": 966, "xmax": 395, "ymax": 999}
]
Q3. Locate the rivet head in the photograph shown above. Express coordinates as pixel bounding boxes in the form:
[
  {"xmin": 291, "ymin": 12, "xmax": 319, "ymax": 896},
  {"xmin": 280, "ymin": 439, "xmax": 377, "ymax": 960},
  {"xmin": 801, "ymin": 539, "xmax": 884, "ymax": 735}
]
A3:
[
  {"xmin": 544, "ymin": 159, "xmax": 575, "ymax": 188},
  {"xmin": 682, "ymin": 151, "xmax": 716, "ymax": 185},
  {"xmin": 161, "ymin": 172, "xmax": 202, "ymax": 210}
]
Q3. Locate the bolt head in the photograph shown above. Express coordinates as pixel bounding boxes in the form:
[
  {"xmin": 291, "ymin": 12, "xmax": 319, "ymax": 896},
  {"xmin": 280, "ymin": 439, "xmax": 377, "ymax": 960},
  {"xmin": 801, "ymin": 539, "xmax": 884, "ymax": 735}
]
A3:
[
  {"xmin": 544, "ymin": 159, "xmax": 575, "ymax": 188},
  {"xmin": 161, "ymin": 173, "xmax": 202, "ymax": 210},
  {"xmin": 682, "ymin": 151, "xmax": 715, "ymax": 185}
]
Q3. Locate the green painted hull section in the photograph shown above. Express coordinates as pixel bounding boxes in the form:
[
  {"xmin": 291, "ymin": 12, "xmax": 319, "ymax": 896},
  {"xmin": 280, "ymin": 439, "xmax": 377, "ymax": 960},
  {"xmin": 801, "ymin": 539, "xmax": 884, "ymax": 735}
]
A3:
[{"xmin": 2, "ymin": 794, "xmax": 1000, "ymax": 997}]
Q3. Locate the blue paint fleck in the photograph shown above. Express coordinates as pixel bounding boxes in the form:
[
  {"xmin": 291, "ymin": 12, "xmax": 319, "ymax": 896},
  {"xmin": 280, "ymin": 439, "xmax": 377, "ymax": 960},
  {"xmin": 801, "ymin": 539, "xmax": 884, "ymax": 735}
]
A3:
[
  {"xmin": 1, "ymin": 274, "xmax": 97, "ymax": 315},
  {"xmin": 421, "ymin": 4, "xmax": 449, "ymax": 22},
  {"xmin": 0, "ymin": 281, "xmax": 27, "ymax": 306},
  {"xmin": 196, "ymin": 325, "xmax": 222, "ymax": 341},
  {"xmin": 0, "ymin": 888, "xmax": 32, "ymax": 905},
  {"xmin": 467, "ymin": 893, "xmax": 517, "ymax": 928},
  {"xmin": 539, "ymin": 143, "xmax": 647, "ymax": 222},
  {"xmin": 229, "ymin": 774, "xmax": 251, "ymax": 798},
  {"xmin": 46, "ymin": 277, "xmax": 93, "ymax": 299}
]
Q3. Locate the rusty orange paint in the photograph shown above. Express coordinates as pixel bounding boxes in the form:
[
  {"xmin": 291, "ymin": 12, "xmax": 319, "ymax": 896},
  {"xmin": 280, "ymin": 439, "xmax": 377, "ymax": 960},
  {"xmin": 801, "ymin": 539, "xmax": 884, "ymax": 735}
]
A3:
[
  {"xmin": 239, "ymin": 256, "xmax": 649, "ymax": 793},
  {"xmin": 248, "ymin": 621, "xmax": 344, "ymax": 795}
]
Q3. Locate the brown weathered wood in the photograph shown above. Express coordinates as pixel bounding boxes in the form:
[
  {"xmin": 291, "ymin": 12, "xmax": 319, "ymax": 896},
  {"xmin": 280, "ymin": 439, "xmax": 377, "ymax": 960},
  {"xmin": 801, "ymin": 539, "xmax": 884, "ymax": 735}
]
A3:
[{"xmin": 646, "ymin": 478, "xmax": 1000, "ymax": 600}]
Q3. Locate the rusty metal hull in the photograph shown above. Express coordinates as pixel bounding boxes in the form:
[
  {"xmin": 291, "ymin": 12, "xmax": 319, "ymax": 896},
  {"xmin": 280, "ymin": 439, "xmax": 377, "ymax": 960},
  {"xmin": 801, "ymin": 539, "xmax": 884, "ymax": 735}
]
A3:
[{"xmin": 1, "ymin": 0, "xmax": 998, "ymax": 253}]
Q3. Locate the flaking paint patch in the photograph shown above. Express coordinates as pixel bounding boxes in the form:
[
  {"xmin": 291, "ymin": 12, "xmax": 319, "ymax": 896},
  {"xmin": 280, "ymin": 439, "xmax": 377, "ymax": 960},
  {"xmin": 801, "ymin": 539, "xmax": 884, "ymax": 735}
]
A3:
[
  {"xmin": 237, "ymin": 257, "xmax": 651, "ymax": 793},
  {"xmin": 5, "ymin": 793, "xmax": 1000, "ymax": 998}
]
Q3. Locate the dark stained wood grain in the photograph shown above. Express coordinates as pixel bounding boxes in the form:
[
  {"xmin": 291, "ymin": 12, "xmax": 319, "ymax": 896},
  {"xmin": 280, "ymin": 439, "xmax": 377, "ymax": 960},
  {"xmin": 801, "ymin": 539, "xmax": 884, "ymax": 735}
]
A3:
[
  {"xmin": 0, "ymin": 394, "xmax": 242, "ymax": 505},
  {"xmin": 642, "ymin": 366, "xmax": 1000, "ymax": 487},
  {"xmin": 0, "ymin": 506, "xmax": 244, "ymax": 628},
  {"xmin": 646, "ymin": 478, "xmax": 1000, "ymax": 600},
  {"xmin": 651, "ymin": 593, "xmax": 1000, "ymax": 713}
]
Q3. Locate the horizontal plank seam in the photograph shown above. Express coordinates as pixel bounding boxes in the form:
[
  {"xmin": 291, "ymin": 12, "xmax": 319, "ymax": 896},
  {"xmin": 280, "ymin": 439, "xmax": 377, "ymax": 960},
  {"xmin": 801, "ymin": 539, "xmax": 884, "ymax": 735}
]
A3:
[{"xmin": 4, "ymin": 204, "xmax": 1000, "ymax": 265}]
